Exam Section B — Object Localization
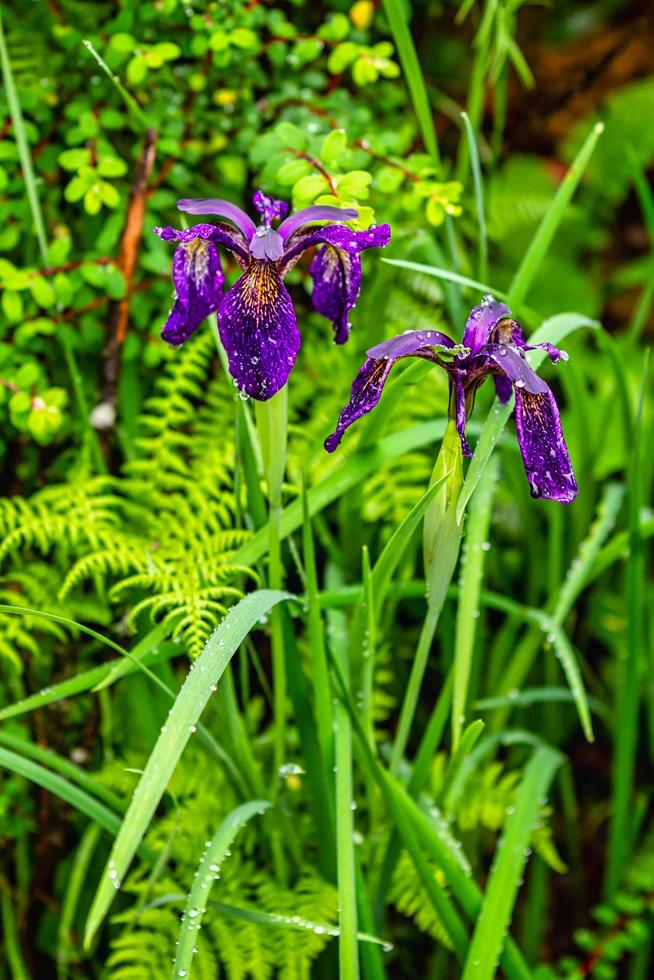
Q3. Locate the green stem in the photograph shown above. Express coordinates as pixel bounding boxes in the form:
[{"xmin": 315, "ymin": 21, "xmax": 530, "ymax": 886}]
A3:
[{"xmin": 389, "ymin": 603, "xmax": 440, "ymax": 772}]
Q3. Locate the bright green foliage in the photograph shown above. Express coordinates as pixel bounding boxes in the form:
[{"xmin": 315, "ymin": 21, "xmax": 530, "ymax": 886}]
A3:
[{"xmin": 0, "ymin": 1, "xmax": 653, "ymax": 978}]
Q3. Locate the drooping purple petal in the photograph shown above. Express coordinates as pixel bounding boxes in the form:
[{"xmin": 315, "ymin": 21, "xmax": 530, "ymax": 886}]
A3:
[
  {"xmin": 249, "ymin": 226, "xmax": 285, "ymax": 261},
  {"xmin": 523, "ymin": 341, "xmax": 569, "ymax": 363},
  {"xmin": 176, "ymin": 199, "xmax": 256, "ymax": 240},
  {"xmin": 324, "ymin": 356, "xmax": 394, "ymax": 452},
  {"xmin": 494, "ymin": 374, "xmax": 514, "ymax": 403},
  {"xmin": 278, "ymin": 205, "xmax": 359, "ymax": 242},
  {"xmin": 156, "ymin": 222, "xmax": 250, "ymax": 265},
  {"xmin": 325, "ymin": 327, "xmax": 451, "ymax": 451},
  {"xmin": 453, "ymin": 373, "xmax": 472, "ymax": 456},
  {"xmin": 484, "ymin": 344, "xmax": 550, "ymax": 395},
  {"xmin": 252, "ymin": 190, "xmax": 289, "ymax": 225},
  {"xmin": 280, "ymin": 223, "xmax": 391, "ymax": 273},
  {"xmin": 217, "ymin": 261, "xmax": 300, "ymax": 400},
  {"xmin": 160, "ymin": 238, "xmax": 224, "ymax": 346},
  {"xmin": 514, "ymin": 387, "xmax": 578, "ymax": 503},
  {"xmin": 310, "ymin": 245, "xmax": 362, "ymax": 343},
  {"xmin": 367, "ymin": 329, "xmax": 455, "ymax": 360},
  {"xmin": 462, "ymin": 296, "xmax": 511, "ymax": 353}
]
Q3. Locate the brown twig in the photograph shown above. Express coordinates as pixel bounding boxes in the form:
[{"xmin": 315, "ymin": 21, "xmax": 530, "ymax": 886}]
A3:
[{"xmin": 98, "ymin": 127, "xmax": 158, "ymax": 428}]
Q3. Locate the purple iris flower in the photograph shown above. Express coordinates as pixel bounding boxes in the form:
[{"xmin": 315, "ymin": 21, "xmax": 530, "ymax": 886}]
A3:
[
  {"xmin": 325, "ymin": 296, "xmax": 578, "ymax": 503},
  {"xmin": 154, "ymin": 190, "xmax": 390, "ymax": 399}
]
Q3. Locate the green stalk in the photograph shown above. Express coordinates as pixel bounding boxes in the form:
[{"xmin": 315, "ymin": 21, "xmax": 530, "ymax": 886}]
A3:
[
  {"xmin": 604, "ymin": 356, "xmax": 648, "ymax": 897},
  {"xmin": 381, "ymin": 0, "xmax": 440, "ymax": 164},
  {"xmin": 0, "ymin": 12, "xmax": 104, "ymax": 469},
  {"xmin": 0, "ymin": 9, "xmax": 48, "ymax": 263},
  {"xmin": 452, "ymin": 456, "xmax": 497, "ymax": 749},
  {"xmin": 461, "ymin": 110, "xmax": 488, "ymax": 284},
  {"xmin": 57, "ymin": 822, "xmax": 102, "ymax": 979},
  {"xmin": 255, "ymin": 389, "xmax": 289, "ymax": 785},
  {"xmin": 327, "ymin": 569, "xmax": 360, "ymax": 980}
]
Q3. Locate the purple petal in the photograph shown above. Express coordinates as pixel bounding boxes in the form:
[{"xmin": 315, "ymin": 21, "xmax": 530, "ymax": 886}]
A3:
[
  {"xmin": 494, "ymin": 374, "xmax": 514, "ymax": 403},
  {"xmin": 310, "ymin": 245, "xmax": 362, "ymax": 344},
  {"xmin": 453, "ymin": 374, "xmax": 472, "ymax": 456},
  {"xmin": 252, "ymin": 190, "xmax": 289, "ymax": 225},
  {"xmin": 278, "ymin": 205, "xmax": 359, "ymax": 242},
  {"xmin": 280, "ymin": 222, "xmax": 391, "ymax": 272},
  {"xmin": 176, "ymin": 199, "xmax": 256, "ymax": 240},
  {"xmin": 484, "ymin": 344, "xmax": 550, "ymax": 395},
  {"xmin": 524, "ymin": 341, "xmax": 569, "ymax": 363},
  {"xmin": 324, "ymin": 356, "xmax": 394, "ymax": 452},
  {"xmin": 368, "ymin": 329, "xmax": 455, "ymax": 360},
  {"xmin": 160, "ymin": 238, "xmax": 224, "ymax": 346},
  {"xmin": 515, "ymin": 388, "xmax": 578, "ymax": 503},
  {"xmin": 217, "ymin": 261, "xmax": 299, "ymax": 400},
  {"xmin": 156, "ymin": 222, "xmax": 250, "ymax": 264},
  {"xmin": 462, "ymin": 296, "xmax": 511, "ymax": 353},
  {"xmin": 249, "ymin": 226, "xmax": 285, "ymax": 261}
]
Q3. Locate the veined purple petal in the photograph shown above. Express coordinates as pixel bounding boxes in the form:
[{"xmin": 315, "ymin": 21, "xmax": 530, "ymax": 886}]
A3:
[
  {"xmin": 324, "ymin": 356, "xmax": 394, "ymax": 452},
  {"xmin": 218, "ymin": 261, "xmax": 299, "ymax": 400},
  {"xmin": 278, "ymin": 205, "xmax": 359, "ymax": 242},
  {"xmin": 249, "ymin": 226, "xmax": 285, "ymax": 261},
  {"xmin": 252, "ymin": 190, "xmax": 289, "ymax": 225},
  {"xmin": 310, "ymin": 245, "xmax": 362, "ymax": 344},
  {"xmin": 176, "ymin": 198, "xmax": 256, "ymax": 241},
  {"xmin": 325, "ymin": 325, "xmax": 447, "ymax": 451},
  {"xmin": 156, "ymin": 222, "xmax": 250, "ymax": 265},
  {"xmin": 160, "ymin": 238, "xmax": 224, "ymax": 346},
  {"xmin": 368, "ymin": 329, "xmax": 455, "ymax": 360},
  {"xmin": 515, "ymin": 387, "xmax": 578, "ymax": 503},
  {"xmin": 484, "ymin": 344, "xmax": 549, "ymax": 395},
  {"xmin": 463, "ymin": 296, "xmax": 511, "ymax": 353}
]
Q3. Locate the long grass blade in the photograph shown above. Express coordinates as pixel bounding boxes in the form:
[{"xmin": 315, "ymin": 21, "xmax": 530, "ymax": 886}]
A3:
[
  {"xmin": 381, "ymin": 0, "xmax": 440, "ymax": 163},
  {"xmin": 174, "ymin": 801, "xmax": 272, "ymax": 980},
  {"xmin": 83, "ymin": 589, "xmax": 292, "ymax": 947},
  {"xmin": 460, "ymin": 745, "xmax": 563, "ymax": 980},
  {"xmin": 508, "ymin": 122, "xmax": 604, "ymax": 307}
]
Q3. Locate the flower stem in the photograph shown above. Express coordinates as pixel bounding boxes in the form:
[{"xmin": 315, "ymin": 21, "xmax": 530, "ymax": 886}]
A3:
[{"xmin": 390, "ymin": 421, "xmax": 463, "ymax": 772}]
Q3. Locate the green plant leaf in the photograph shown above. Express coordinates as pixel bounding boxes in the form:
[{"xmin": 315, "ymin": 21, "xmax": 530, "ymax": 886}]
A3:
[{"xmin": 83, "ymin": 589, "xmax": 292, "ymax": 948}]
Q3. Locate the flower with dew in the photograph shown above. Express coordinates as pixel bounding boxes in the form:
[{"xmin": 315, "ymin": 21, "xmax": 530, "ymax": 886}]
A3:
[
  {"xmin": 154, "ymin": 190, "xmax": 390, "ymax": 399},
  {"xmin": 325, "ymin": 295, "xmax": 578, "ymax": 503}
]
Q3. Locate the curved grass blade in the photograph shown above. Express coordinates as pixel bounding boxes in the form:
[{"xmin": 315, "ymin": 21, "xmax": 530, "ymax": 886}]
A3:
[
  {"xmin": 461, "ymin": 745, "xmax": 563, "ymax": 980},
  {"xmin": 474, "ymin": 686, "xmax": 610, "ymax": 724},
  {"xmin": 0, "ymin": 746, "xmax": 122, "ymax": 835},
  {"xmin": 456, "ymin": 313, "xmax": 600, "ymax": 523},
  {"xmin": 461, "ymin": 111, "xmax": 488, "ymax": 282},
  {"xmin": 147, "ymin": 893, "xmax": 391, "ymax": 948},
  {"xmin": 83, "ymin": 589, "xmax": 292, "ymax": 948},
  {"xmin": 0, "ymin": 731, "xmax": 124, "ymax": 813},
  {"xmin": 383, "ymin": 260, "xmax": 507, "ymax": 305},
  {"xmin": 174, "ymin": 800, "xmax": 271, "ymax": 980}
]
